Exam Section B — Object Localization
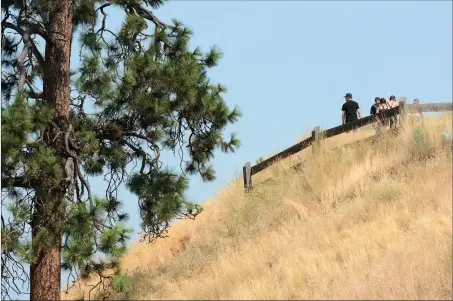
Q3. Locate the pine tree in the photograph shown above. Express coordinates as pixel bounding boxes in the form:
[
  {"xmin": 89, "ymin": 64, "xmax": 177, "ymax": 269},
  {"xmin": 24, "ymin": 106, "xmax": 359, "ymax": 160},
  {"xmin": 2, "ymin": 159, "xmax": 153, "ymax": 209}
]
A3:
[{"xmin": 1, "ymin": 1, "xmax": 241, "ymax": 300}]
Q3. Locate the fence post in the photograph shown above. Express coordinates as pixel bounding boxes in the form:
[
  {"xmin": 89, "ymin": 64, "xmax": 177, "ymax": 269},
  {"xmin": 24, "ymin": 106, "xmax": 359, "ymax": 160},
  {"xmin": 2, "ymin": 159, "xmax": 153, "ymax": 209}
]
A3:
[
  {"xmin": 399, "ymin": 97, "xmax": 406, "ymax": 114},
  {"xmin": 243, "ymin": 162, "xmax": 252, "ymax": 193},
  {"xmin": 399, "ymin": 97, "xmax": 407, "ymax": 126},
  {"xmin": 312, "ymin": 126, "xmax": 321, "ymax": 154}
]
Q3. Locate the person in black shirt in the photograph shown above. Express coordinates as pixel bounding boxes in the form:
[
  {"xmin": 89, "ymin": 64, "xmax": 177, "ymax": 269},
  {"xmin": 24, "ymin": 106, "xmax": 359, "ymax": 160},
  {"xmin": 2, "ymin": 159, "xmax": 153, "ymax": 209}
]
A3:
[
  {"xmin": 370, "ymin": 97, "xmax": 380, "ymax": 115},
  {"xmin": 370, "ymin": 97, "xmax": 381, "ymax": 134},
  {"xmin": 341, "ymin": 93, "xmax": 362, "ymax": 125}
]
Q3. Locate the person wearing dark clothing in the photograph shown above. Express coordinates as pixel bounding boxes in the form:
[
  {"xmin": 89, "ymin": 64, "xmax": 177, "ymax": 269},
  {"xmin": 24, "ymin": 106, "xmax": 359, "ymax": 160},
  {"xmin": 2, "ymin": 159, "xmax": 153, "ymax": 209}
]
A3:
[
  {"xmin": 342, "ymin": 93, "xmax": 362, "ymax": 125},
  {"xmin": 370, "ymin": 97, "xmax": 381, "ymax": 133},
  {"xmin": 370, "ymin": 97, "xmax": 380, "ymax": 115}
]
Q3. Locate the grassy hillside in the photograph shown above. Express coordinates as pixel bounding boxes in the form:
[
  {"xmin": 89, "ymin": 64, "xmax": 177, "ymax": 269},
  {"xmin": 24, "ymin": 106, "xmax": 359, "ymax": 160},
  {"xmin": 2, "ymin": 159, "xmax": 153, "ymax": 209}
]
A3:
[{"xmin": 64, "ymin": 114, "xmax": 452, "ymax": 300}]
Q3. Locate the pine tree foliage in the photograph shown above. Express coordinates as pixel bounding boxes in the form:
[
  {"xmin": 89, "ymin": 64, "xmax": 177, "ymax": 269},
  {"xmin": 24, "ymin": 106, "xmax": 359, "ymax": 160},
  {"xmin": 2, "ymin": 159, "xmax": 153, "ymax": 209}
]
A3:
[{"xmin": 1, "ymin": 0, "xmax": 241, "ymax": 299}]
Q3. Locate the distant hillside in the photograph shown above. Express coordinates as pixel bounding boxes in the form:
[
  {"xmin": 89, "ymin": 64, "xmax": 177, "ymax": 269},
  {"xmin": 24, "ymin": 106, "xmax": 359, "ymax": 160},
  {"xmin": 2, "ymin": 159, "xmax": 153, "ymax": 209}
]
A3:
[{"xmin": 64, "ymin": 114, "xmax": 452, "ymax": 300}]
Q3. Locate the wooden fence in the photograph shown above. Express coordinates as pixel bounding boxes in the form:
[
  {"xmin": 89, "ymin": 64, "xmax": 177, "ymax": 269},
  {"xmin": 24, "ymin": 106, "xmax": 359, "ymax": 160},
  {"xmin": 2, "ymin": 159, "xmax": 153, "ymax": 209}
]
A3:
[{"xmin": 243, "ymin": 99, "xmax": 453, "ymax": 192}]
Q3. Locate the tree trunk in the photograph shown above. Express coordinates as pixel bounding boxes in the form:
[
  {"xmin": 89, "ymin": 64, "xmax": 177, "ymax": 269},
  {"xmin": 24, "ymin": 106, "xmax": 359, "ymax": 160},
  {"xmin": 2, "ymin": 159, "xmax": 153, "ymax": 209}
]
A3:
[
  {"xmin": 30, "ymin": 197, "xmax": 63, "ymax": 301},
  {"xmin": 30, "ymin": 2, "xmax": 73, "ymax": 300}
]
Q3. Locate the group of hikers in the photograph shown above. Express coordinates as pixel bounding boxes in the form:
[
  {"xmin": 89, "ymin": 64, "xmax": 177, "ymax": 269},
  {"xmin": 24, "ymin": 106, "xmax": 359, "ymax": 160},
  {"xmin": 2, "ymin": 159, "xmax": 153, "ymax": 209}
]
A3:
[{"xmin": 341, "ymin": 92, "xmax": 423, "ymax": 133}]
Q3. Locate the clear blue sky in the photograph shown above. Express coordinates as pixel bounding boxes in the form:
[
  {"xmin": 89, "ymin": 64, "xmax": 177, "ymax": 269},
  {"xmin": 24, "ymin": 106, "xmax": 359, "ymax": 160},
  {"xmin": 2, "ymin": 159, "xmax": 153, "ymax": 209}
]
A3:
[
  {"xmin": 88, "ymin": 0, "xmax": 452, "ymax": 241},
  {"xmin": 6, "ymin": 1, "xmax": 453, "ymax": 299}
]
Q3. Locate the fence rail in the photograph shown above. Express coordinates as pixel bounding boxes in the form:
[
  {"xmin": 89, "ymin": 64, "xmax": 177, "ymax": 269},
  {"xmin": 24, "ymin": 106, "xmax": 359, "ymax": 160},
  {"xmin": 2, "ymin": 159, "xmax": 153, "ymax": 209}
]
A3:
[
  {"xmin": 406, "ymin": 102, "xmax": 453, "ymax": 113},
  {"xmin": 243, "ymin": 99, "xmax": 452, "ymax": 192}
]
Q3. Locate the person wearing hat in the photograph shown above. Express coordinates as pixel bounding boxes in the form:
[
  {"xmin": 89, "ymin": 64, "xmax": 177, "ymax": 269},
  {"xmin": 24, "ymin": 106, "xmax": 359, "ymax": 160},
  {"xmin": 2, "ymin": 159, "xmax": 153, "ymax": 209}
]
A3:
[{"xmin": 342, "ymin": 93, "xmax": 362, "ymax": 126}]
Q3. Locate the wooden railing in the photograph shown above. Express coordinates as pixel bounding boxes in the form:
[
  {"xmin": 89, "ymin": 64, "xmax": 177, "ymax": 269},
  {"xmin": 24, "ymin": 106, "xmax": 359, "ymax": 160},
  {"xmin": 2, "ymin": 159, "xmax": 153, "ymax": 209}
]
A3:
[{"xmin": 243, "ymin": 99, "xmax": 452, "ymax": 192}]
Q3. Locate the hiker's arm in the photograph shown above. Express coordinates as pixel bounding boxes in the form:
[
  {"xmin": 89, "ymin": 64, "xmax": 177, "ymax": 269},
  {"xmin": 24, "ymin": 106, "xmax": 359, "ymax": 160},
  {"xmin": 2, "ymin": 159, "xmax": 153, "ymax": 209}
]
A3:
[
  {"xmin": 357, "ymin": 109, "xmax": 362, "ymax": 119},
  {"xmin": 342, "ymin": 111, "xmax": 346, "ymax": 124}
]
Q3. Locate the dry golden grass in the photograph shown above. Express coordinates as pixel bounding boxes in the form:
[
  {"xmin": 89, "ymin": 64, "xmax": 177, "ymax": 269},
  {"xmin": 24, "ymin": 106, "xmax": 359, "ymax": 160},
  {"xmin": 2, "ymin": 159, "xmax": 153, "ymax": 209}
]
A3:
[
  {"xmin": 253, "ymin": 126, "xmax": 376, "ymax": 184},
  {"xmin": 63, "ymin": 114, "xmax": 452, "ymax": 301}
]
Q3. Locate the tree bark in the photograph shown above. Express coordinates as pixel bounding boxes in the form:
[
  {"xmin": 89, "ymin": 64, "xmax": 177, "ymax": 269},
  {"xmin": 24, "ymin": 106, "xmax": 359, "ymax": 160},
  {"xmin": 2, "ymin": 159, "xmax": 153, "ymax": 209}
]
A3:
[
  {"xmin": 30, "ymin": 2, "xmax": 73, "ymax": 300},
  {"xmin": 30, "ymin": 196, "xmax": 64, "ymax": 301}
]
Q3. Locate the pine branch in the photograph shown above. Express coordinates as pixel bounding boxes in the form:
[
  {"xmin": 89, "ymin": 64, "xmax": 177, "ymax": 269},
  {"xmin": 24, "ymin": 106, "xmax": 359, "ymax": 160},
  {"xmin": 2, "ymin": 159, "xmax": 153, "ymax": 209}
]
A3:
[
  {"xmin": 25, "ymin": 79, "xmax": 42, "ymax": 97},
  {"xmin": 1, "ymin": 176, "xmax": 36, "ymax": 189},
  {"xmin": 24, "ymin": 89, "xmax": 43, "ymax": 99},
  {"xmin": 17, "ymin": 46, "xmax": 28, "ymax": 94},
  {"xmin": 1, "ymin": 22, "xmax": 46, "ymax": 72},
  {"xmin": 123, "ymin": 132, "xmax": 161, "ymax": 170},
  {"xmin": 102, "ymin": 1, "xmax": 167, "ymax": 28},
  {"xmin": 6, "ymin": 16, "xmax": 48, "ymax": 40},
  {"xmin": 27, "ymin": 15, "xmax": 46, "ymax": 32},
  {"xmin": 95, "ymin": 2, "xmax": 112, "ymax": 14},
  {"xmin": 123, "ymin": 132, "xmax": 154, "ymax": 145},
  {"xmin": 1, "ymin": 250, "xmax": 30, "ymax": 300},
  {"xmin": 119, "ymin": 138, "xmax": 147, "ymax": 174},
  {"xmin": 64, "ymin": 125, "xmax": 93, "ymax": 204},
  {"xmin": 134, "ymin": 4, "xmax": 167, "ymax": 28}
]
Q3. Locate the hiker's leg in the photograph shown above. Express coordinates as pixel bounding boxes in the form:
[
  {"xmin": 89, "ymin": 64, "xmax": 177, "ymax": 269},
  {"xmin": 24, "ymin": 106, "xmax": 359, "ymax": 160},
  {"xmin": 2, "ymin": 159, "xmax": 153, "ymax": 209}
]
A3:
[{"xmin": 374, "ymin": 119, "xmax": 380, "ymax": 134}]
